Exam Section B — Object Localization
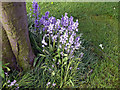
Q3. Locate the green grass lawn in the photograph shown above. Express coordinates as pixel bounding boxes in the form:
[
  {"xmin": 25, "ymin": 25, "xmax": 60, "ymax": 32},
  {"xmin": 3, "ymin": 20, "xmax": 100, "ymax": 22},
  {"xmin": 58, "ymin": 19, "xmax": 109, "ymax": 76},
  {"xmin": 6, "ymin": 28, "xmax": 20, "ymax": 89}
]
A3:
[{"xmin": 26, "ymin": 2, "xmax": 119, "ymax": 88}]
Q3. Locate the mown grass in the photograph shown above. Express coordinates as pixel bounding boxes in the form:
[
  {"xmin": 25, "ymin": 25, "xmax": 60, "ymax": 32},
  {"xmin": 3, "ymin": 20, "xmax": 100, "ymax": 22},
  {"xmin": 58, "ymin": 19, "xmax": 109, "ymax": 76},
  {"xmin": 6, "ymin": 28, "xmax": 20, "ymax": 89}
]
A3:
[{"xmin": 26, "ymin": 2, "xmax": 119, "ymax": 88}]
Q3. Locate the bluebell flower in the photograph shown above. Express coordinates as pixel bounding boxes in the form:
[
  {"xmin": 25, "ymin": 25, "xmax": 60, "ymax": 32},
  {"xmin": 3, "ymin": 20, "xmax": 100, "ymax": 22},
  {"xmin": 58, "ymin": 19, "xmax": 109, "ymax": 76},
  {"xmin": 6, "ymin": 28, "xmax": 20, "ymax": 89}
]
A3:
[
  {"xmin": 42, "ymin": 27, "xmax": 46, "ymax": 31},
  {"xmin": 52, "ymin": 65, "xmax": 54, "ymax": 67},
  {"xmin": 47, "ymin": 82, "xmax": 51, "ymax": 86},
  {"xmin": 39, "ymin": 16, "xmax": 45, "ymax": 25},
  {"xmin": 9, "ymin": 80, "xmax": 16, "ymax": 86},
  {"xmin": 49, "ymin": 68, "xmax": 52, "ymax": 71},
  {"xmin": 51, "ymin": 34, "xmax": 53, "ymax": 37},
  {"xmin": 61, "ymin": 15, "xmax": 64, "ymax": 26},
  {"xmin": 59, "ymin": 27, "xmax": 65, "ymax": 34},
  {"xmin": 57, "ymin": 26, "xmax": 61, "ymax": 31},
  {"xmin": 55, "ymin": 19, "xmax": 60, "ymax": 29},
  {"xmin": 71, "ymin": 19, "xmax": 78, "ymax": 30},
  {"xmin": 61, "ymin": 52, "xmax": 64, "ymax": 56},
  {"xmin": 32, "ymin": 0, "xmax": 38, "ymax": 13},
  {"xmin": 42, "ymin": 35, "xmax": 47, "ymax": 46},
  {"xmin": 75, "ymin": 36, "xmax": 80, "ymax": 42},
  {"xmin": 75, "ymin": 43, "xmax": 80, "ymax": 49},
  {"xmin": 64, "ymin": 46, "xmax": 68, "ymax": 50},
  {"xmin": 68, "ymin": 25, "xmax": 73, "ymax": 31},
  {"xmin": 47, "ymin": 23, "xmax": 54, "ymax": 33},
  {"xmin": 80, "ymin": 52, "xmax": 84, "ymax": 58},
  {"xmin": 60, "ymin": 36, "xmax": 67, "ymax": 44},
  {"xmin": 13, "ymin": 80, "xmax": 16, "ymax": 83},
  {"xmin": 32, "ymin": 0, "xmax": 40, "ymax": 30},
  {"xmin": 61, "ymin": 13, "xmax": 69, "ymax": 26},
  {"xmin": 59, "ymin": 44, "xmax": 62, "ymax": 48},
  {"xmin": 69, "ymin": 67, "xmax": 72, "ymax": 70},
  {"xmin": 30, "ymin": 8, "xmax": 32, "ymax": 11},
  {"xmin": 42, "ymin": 45, "xmax": 45, "ymax": 47},
  {"xmin": 72, "ymin": 31, "xmax": 76, "ymax": 37},
  {"xmin": 76, "ymin": 29, "xmax": 78, "ymax": 32},
  {"xmin": 69, "ymin": 35, "xmax": 74, "ymax": 44},
  {"xmin": 57, "ymin": 62, "xmax": 59, "ymax": 65},
  {"xmin": 52, "ymin": 83, "xmax": 56, "ymax": 86},
  {"xmin": 5, "ymin": 72, "xmax": 8, "ymax": 76},
  {"xmin": 42, "ymin": 39, "xmax": 47, "ymax": 46},
  {"xmin": 7, "ymin": 80, "xmax": 10, "ymax": 83},
  {"xmin": 53, "ymin": 59, "xmax": 55, "ymax": 61},
  {"xmin": 75, "ymin": 19, "xmax": 79, "ymax": 29},
  {"xmin": 70, "ymin": 50, "xmax": 74, "ymax": 55},
  {"xmin": 44, "ymin": 11, "xmax": 49, "ymax": 19},
  {"xmin": 49, "ymin": 16, "xmax": 56, "ymax": 24},
  {"xmin": 16, "ymin": 87, "xmax": 19, "ymax": 89},
  {"xmin": 52, "ymin": 35, "xmax": 58, "ymax": 42},
  {"xmin": 15, "ymin": 84, "xmax": 19, "ymax": 86},
  {"xmin": 69, "ymin": 16, "xmax": 74, "ymax": 25}
]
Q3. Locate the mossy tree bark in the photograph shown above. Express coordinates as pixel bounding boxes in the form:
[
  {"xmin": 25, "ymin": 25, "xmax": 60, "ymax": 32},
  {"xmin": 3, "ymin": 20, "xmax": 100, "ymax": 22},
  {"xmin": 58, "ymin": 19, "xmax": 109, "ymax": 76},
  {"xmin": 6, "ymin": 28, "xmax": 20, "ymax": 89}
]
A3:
[
  {"xmin": 1, "ymin": 2, "xmax": 35, "ymax": 71},
  {"xmin": 2, "ymin": 25, "xmax": 18, "ymax": 70}
]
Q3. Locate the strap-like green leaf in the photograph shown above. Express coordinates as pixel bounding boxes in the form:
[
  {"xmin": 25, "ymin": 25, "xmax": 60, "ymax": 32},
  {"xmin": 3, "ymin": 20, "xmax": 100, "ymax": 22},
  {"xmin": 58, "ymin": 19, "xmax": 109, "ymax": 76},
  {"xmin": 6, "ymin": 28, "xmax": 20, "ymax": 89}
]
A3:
[{"xmin": 33, "ymin": 57, "xmax": 39, "ymax": 67}]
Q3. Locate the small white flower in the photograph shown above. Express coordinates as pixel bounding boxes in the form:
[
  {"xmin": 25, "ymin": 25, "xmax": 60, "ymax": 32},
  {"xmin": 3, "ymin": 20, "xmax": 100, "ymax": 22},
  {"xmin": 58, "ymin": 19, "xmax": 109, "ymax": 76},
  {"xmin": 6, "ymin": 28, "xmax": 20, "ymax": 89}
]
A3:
[
  {"xmin": 53, "ymin": 59, "xmax": 55, "ymax": 61},
  {"xmin": 69, "ymin": 67, "xmax": 72, "ymax": 70},
  {"xmin": 48, "ymin": 23, "xmax": 54, "ymax": 30},
  {"xmin": 114, "ymin": 7, "xmax": 115, "ymax": 9},
  {"xmin": 47, "ymin": 82, "xmax": 51, "ymax": 86},
  {"xmin": 5, "ymin": 72, "xmax": 9, "ymax": 76},
  {"xmin": 49, "ymin": 68, "xmax": 51, "ymax": 71},
  {"xmin": 52, "ymin": 83, "xmax": 56, "ymax": 86},
  {"xmin": 76, "ymin": 29, "xmax": 78, "ymax": 32},
  {"xmin": 7, "ymin": 80, "xmax": 10, "ymax": 83},
  {"xmin": 80, "ymin": 52, "xmax": 84, "ymax": 58},
  {"xmin": 42, "ymin": 35, "xmax": 47, "ymax": 46},
  {"xmin": 9, "ymin": 80, "xmax": 16, "ymax": 86},
  {"xmin": 59, "ymin": 44, "xmax": 62, "ymax": 48},
  {"xmin": 10, "ymin": 83, "xmax": 14, "ymax": 86},
  {"xmin": 42, "ymin": 39, "xmax": 47, "ymax": 46},
  {"xmin": 42, "ymin": 45, "xmax": 45, "ymax": 47},
  {"xmin": 99, "ymin": 44, "xmax": 104, "ymax": 49},
  {"xmin": 61, "ymin": 52, "xmax": 63, "ymax": 56},
  {"xmin": 57, "ymin": 62, "xmax": 59, "ymax": 65},
  {"xmin": 15, "ymin": 84, "xmax": 19, "ymax": 86}
]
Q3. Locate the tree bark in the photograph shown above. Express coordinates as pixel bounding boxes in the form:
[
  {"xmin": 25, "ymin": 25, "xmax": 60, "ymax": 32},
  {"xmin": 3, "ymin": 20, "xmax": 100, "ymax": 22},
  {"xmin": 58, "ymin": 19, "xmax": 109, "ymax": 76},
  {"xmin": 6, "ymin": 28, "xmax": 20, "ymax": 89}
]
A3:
[
  {"xmin": 2, "ymin": 25, "xmax": 18, "ymax": 70},
  {"xmin": 1, "ymin": 2, "xmax": 35, "ymax": 70}
]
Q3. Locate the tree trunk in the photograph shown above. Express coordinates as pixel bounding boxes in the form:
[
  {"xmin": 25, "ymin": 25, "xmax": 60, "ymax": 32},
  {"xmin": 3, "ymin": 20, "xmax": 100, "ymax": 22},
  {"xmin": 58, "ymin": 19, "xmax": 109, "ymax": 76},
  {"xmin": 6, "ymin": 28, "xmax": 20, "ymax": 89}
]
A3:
[
  {"xmin": 2, "ymin": 25, "xmax": 18, "ymax": 70},
  {"xmin": 1, "ymin": 2, "xmax": 35, "ymax": 70}
]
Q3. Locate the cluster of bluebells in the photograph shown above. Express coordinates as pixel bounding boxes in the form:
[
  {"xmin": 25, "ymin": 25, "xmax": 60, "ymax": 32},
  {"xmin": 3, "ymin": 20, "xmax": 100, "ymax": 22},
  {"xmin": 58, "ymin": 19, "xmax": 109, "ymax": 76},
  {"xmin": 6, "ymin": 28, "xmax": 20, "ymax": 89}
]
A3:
[
  {"xmin": 31, "ymin": 0, "xmax": 40, "ymax": 31},
  {"xmin": 7, "ymin": 80, "xmax": 19, "ymax": 88},
  {"xmin": 31, "ymin": 1, "xmax": 82, "ymax": 57},
  {"xmin": 41, "ymin": 12, "xmax": 82, "ymax": 56},
  {"xmin": 30, "ymin": 1, "xmax": 84, "ymax": 87},
  {"xmin": 4, "ymin": 72, "xmax": 19, "ymax": 88},
  {"xmin": 46, "ymin": 82, "xmax": 56, "ymax": 87}
]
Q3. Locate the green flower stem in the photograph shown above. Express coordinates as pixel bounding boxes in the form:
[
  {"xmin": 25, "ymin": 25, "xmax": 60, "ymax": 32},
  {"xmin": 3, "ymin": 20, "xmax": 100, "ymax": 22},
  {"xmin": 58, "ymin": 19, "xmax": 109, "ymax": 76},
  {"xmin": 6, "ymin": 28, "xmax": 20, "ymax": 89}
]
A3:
[
  {"xmin": 53, "ymin": 40, "xmax": 55, "ymax": 49},
  {"xmin": 49, "ymin": 34, "xmax": 51, "ymax": 52},
  {"xmin": 64, "ymin": 58, "xmax": 72, "ymax": 83},
  {"xmin": 70, "ymin": 61, "xmax": 80, "ymax": 78},
  {"xmin": 57, "ymin": 33, "xmax": 60, "ymax": 48},
  {"xmin": 60, "ymin": 46, "xmax": 65, "ymax": 88}
]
